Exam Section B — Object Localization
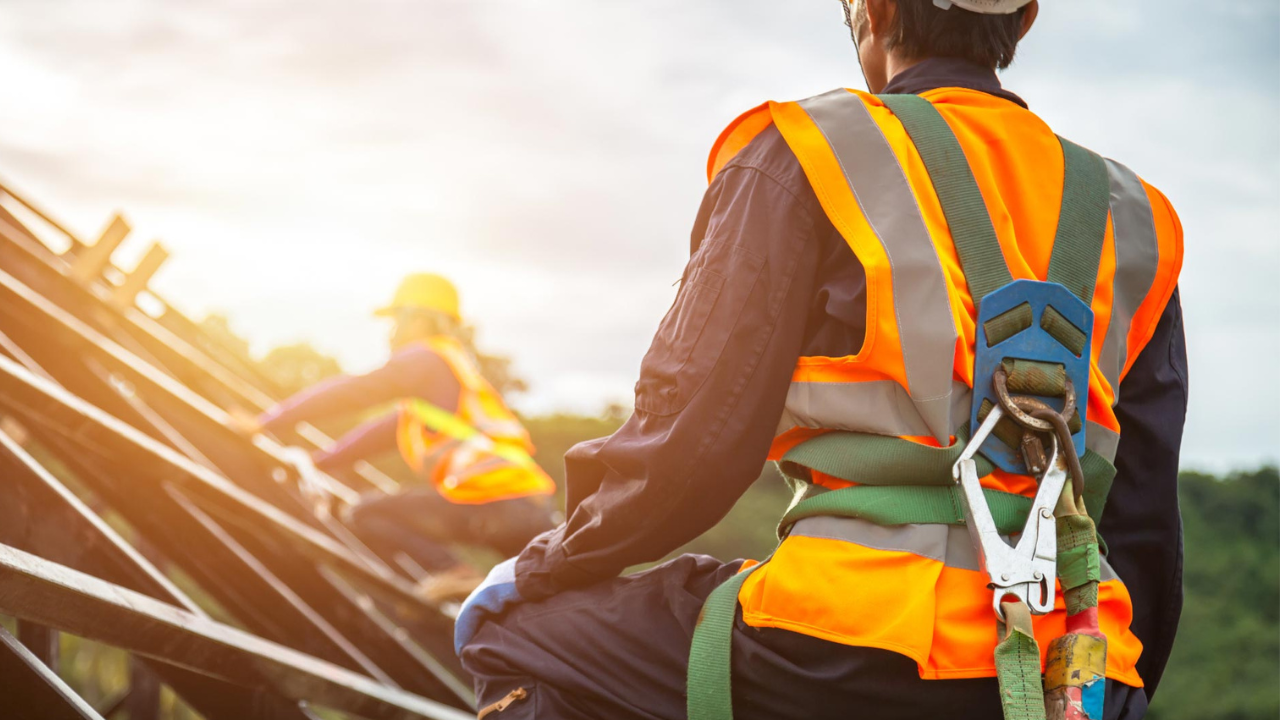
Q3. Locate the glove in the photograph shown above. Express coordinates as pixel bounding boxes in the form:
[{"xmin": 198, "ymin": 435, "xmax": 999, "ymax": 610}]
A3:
[
  {"xmin": 453, "ymin": 557, "xmax": 522, "ymax": 656},
  {"xmin": 278, "ymin": 446, "xmax": 334, "ymax": 519}
]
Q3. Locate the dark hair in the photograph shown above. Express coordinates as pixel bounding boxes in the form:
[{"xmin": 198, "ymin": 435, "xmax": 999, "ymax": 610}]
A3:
[{"xmin": 856, "ymin": 0, "xmax": 1027, "ymax": 70}]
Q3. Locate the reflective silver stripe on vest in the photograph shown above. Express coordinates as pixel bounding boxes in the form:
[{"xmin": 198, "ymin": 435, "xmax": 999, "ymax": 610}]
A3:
[
  {"xmin": 796, "ymin": 91, "xmax": 958, "ymax": 444},
  {"xmin": 777, "ymin": 380, "xmax": 972, "ymax": 439},
  {"xmin": 1086, "ymin": 420, "xmax": 1120, "ymax": 462},
  {"xmin": 1098, "ymin": 159, "xmax": 1160, "ymax": 406},
  {"xmin": 790, "ymin": 515, "xmax": 1119, "ymax": 581}
]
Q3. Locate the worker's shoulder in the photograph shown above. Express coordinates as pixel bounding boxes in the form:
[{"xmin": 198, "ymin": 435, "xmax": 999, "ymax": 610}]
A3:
[
  {"xmin": 1094, "ymin": 150, "xmax": 1184, "ymax": 239},
  {"xmin": 713, "ymin": 120, "xmax": 823, "ymax": 217},
  {"xmin": 385, "ymin": 341, "xmax": 454, "ymax": 378}
]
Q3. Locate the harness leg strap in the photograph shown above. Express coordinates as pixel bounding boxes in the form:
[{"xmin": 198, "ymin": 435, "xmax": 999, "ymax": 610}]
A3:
[
  {"xmin": 687, "ymin": 564, "xmax": 761, "ymax": 720},
  {"xmin": 996, "ymin": 600, "xmax": 1047, "ymax": 720}
]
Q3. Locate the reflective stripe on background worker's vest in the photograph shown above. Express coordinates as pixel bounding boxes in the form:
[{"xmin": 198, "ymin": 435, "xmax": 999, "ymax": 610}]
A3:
[
  {"xmin": 395, "ymin": 335, "xmax": 556, "ymax": 505},
  {"xmin": 707, "ymin": 88, "xmax": 1183, "ymax": 686}
]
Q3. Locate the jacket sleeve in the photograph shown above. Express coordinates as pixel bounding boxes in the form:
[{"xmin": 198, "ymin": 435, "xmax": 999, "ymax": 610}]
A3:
[
  {"xmin": 516, "ymin": 145, "xmax": 831, "ymax": 601},
  {"xmin": 258, "ymin": 343, "xmax": 460, "ymax": 432},
  {"xmin": 313, "ymin": 413, "xmax": 400, "ymax": 471},
  {"xmin": 1097, "ymin": 289, "xmax": 1189, "ymax": 699}
]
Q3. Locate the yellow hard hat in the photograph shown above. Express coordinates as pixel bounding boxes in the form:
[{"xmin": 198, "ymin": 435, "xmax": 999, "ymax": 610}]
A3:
[{"xmin": 374, "ymin": 273, "xmax": 460, "ymax": 320}]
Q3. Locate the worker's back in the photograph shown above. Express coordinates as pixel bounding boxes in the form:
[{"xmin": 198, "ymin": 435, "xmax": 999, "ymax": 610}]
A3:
[
  {"xmin": 705, "ymin": 85, "xmax": 1182, "ymax": 692},
  {"xmin": 456, "ymin": 56, "xmax": 1188, "ymax": 720}
]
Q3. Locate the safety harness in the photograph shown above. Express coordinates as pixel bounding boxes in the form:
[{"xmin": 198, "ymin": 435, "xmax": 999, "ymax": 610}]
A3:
[{"xmin": 687, "ymin": 95, "xmax": 1113, "ymax": 720}]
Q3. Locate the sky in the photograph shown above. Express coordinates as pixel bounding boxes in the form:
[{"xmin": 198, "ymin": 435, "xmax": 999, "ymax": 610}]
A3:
[{"xmin": 0, "ymin": 0, "xmax": 1275, "ymax": 470}]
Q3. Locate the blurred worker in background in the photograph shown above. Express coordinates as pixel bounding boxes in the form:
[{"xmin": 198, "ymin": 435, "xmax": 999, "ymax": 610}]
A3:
[
  {"xmin": 244, "ymin": 273, "xmax": 557, "ymax": 599},
  {"xmin": 453, "ymin": 1, "xmax": 1187, "ymax": 719}
]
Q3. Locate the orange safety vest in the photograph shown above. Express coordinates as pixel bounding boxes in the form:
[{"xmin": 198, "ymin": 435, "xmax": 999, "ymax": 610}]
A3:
[
  {"xmin": 395, "ymin": 335, "xmax": 556, "ymax": 505},
  {"xmin": 709, "ymin": 89, "xmax": 1183, "ymax": 687}
]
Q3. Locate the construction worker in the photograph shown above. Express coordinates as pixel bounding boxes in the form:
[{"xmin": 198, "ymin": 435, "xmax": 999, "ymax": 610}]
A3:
[
  {"xmin": 454, "ymin": 1, "xmax": 1186, "ymax": 719},
  {"xmin": 245, "ymin": 273, "xmax": 557, "ymax": 594}
]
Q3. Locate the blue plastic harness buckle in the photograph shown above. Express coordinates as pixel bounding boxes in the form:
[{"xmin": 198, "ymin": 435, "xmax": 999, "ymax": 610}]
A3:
[{"xmin": 971, "ymin": 279, "xmax": 1093, "ymax": 473}]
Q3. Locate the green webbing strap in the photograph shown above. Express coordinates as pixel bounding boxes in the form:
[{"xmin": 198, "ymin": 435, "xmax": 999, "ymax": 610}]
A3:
[
  {"xmin": 996, "ymin": 602, "xmax": 1048, "ymax": 720},
  {"xmin": 778, "ymin": 429, "xmax": 1118, "ymax": 530},
  {"xmin": 686, "ymin": 462, "xmax": 1116, "ymax": 720},
  {"xmin": 687, "ymin": 565, "xmax": 760, "ymax": 720},
  {"xmin": 779, "ymin": 484, "xmax": 1035, "ymax": 538},
  {"xmin": 1057, "ymin": 512, "xmax": 1102, "ymax": 616},
  {"xmin": 777, "ymin": 422, "xmax": 992, "ymax": 490},
  {"xmin": 1001, "ymin": 358, "xmax": 1067, "ymax": 397},
  {"xmin": 1079, "ymin": 450, "xmax": 1116, "ymax": 535},
  {"xmin": 985, "ymin": 302, "xmax": 1034, "ymax": 346},
  {"xmin": 686, "ymin": 481, "xmax": 1058, "ymax": 720},
  {"xmin": 879, "ymin": 94, "xmax": 1013, "ymax": 305},
  {"xmin": 1047, "ymin": 138, "xmax": 1112, "ymax": 305},
  {"xmin": 1040, "ymin": 304, "xmax": 1089, "ymax": 357}
]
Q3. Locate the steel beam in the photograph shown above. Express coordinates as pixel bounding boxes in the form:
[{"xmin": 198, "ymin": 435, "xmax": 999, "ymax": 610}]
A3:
[{"xmin": 0, "ymin": 544, "xmax": 473, "ymax": 720}]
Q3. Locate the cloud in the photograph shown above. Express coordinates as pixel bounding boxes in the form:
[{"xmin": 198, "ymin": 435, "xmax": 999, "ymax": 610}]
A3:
[{"xmin": 0, "ymin": 0, "xmax": 1273, "ymax": 468}]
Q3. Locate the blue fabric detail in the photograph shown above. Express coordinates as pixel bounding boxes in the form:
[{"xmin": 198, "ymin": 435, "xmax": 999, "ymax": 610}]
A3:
[
  {"xmin": 1082, "ymin": 677, "xmax": 1106, "ymax": 720},
  {"xmin": 971, "ymin": 279, "xmax": 1093, "ymax": 473},
  {"xmin": 454, "ymin": 557, "xmax": 522, "ymax": 656}
]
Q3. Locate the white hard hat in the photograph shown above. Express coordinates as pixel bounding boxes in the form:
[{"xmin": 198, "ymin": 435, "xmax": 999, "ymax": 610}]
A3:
[{"xmin": 933, "ymin": 0, "xmax": 1034, "ymax": 14}]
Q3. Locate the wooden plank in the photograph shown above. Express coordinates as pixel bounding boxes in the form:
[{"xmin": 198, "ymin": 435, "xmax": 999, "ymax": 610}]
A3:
[
  {"xmin": 16, "ymin": 620, "xmax": 58, "ymax": 669},
  {"xmin": 0, "ymin": 346, "xmax": 413, "ymax": 607},
  {"xmin": 0, "ymin": 352, "xmax": 474, "ymax": 705},
  {"xmin": 0, "ymin": 429, "xmax": 334, "ymax": 720},
  {"xmin": 0, "ymin": 625, "xmax": 104, "ymax": 720},
  {"xmin": 0, "ymin": 264, "xmax": 362, "ymax": 507},
  {"xmin": 110, "ymin": 241, "xmax": 169, "ymax": 309},
  {"xmin": 0, "ymin": 544, "xmax": 473, "ymax": 720},
  {"xmin": 69, "ymin": 214, "xmax": 130, "ymax": 285}
]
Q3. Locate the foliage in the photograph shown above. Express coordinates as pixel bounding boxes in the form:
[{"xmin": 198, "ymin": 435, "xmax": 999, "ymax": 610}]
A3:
[
  {"xmin": 257, "ymin": 343, "xmax": 343, "ymax": 397},
  {"xmin": 458, "ymin": 322, "xmax": 528, "ymax": 396},
  {"xmin": 195, "ymin": 313, "xmax": 251, "ymax": 360},
  {"xmin": 527, "ymin": 413, "xmax": 1280, "ymax": 720},
  {"xmin": 666, "ymin": 465, "xmax": 792, "ymax": 563},
  {"xmin": 1146, "ymin": 467, "xmax": 1280, "ymax": 720},
  {"xmin": 523, "ymin": 412, "xmax": 626, "ymax": 487}
]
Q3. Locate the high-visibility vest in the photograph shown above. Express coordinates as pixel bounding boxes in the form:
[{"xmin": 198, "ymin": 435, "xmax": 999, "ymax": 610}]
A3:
[
  {"xmin": 395, "ymin": 335, "xmax": 556, "ymax": 505},
  {"xmin": 708, "ymin": 89, "xmax": 1183, "ymax": 687}
]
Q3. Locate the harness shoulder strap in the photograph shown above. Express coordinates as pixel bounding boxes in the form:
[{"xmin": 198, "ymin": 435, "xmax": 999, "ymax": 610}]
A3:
[
  {"xmin": 1047, "ymin": 138, "xmax": 1111, "ymax": 304},
  {"xmin": 879, "ymin": 96, "xmax": 1112, "ymax": 309},
  {"xmin": 878, "ymin": 93, "xmax": 1012, "ymax": 306}
]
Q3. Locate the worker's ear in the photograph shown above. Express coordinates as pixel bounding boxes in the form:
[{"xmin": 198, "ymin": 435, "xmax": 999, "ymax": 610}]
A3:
[
  {"xmin": 864, "ymin": 0, "xmax": 896, "ymax": 39},
  {"xmin": 1018, "ymin": 0, "xmax": 1039, "ymax": 40}
]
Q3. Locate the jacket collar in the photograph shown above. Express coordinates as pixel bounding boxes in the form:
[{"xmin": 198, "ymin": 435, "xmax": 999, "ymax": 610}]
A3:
[{"xmin": 881, "ymin": 57, "xmax": 1027, "ymax": 108}]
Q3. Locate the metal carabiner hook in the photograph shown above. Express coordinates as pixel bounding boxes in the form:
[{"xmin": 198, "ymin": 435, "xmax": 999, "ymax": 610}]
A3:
[{"xmin": 953, "ymin": 406, "xmax": 1068, "ymax": 622}]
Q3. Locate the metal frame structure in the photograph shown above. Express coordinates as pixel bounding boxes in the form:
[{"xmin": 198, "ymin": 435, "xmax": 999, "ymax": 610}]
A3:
[{"xmin": 0, "ymin": 181, "xmax": 477, "ymax": 719}]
